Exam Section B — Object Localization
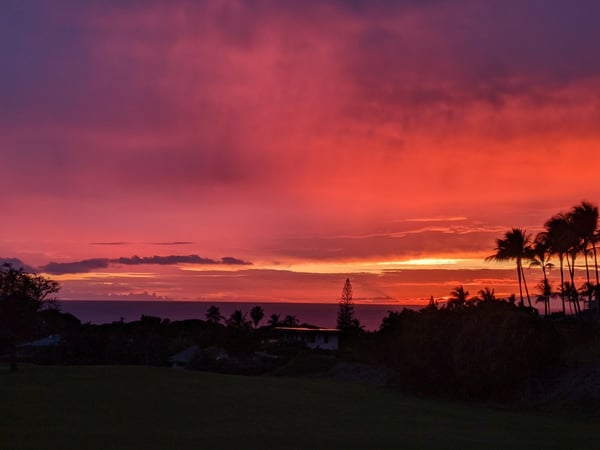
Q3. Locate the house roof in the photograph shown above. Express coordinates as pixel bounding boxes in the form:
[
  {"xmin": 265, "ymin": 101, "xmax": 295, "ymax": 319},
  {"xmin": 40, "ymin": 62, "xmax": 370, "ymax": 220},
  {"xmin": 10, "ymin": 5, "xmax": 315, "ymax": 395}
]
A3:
[
  {"xmin": 169, "ymin": 345, "xmax": 199, "ymax": 363},
  {"xmin": 17, "ymin": 334, "xmax": 61, "ymax": 348}
]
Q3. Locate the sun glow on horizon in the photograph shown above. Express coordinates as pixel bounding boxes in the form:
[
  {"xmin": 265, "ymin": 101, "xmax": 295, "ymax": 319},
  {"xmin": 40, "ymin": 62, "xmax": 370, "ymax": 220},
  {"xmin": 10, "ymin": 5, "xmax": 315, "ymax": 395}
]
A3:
[
  {"xmin": 257, "ymin": 257, "xmax": 490, "ymax": 274},
  {"xmin": 379, "ymin": 258, "xmax": 462, "ymax": 266},
  {"xmin": 46, "ymin": 272, "xmax": 156, "ymax": 281}
]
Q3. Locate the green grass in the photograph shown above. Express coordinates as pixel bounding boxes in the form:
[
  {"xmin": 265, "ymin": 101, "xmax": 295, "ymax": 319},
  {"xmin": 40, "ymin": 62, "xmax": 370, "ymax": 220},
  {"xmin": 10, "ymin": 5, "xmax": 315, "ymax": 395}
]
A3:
[{"xmin": 1, "ymin": 365, "xmax": 598, "ymax": 450}]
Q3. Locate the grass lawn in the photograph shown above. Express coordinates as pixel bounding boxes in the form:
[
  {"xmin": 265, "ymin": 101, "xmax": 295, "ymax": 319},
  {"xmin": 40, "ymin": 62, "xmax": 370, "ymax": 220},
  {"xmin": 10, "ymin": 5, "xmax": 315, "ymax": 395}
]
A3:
[{"xmin": 1, "ymin": 364, "xmax": 598, "ymax": 450}]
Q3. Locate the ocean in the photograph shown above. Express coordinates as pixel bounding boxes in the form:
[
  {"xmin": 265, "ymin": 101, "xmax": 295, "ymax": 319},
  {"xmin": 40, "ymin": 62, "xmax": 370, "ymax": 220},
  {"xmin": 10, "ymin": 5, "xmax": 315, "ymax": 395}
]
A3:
[{"xmin": 58, "ymin": 301, "xmax": 423, "ymax": 331}]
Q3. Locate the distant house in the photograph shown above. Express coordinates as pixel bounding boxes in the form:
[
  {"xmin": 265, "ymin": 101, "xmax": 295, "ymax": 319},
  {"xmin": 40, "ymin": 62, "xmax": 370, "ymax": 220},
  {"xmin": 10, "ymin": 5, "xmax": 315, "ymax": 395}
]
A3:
[
  {"xmin": 16, "ymin": 334, "xmax": 62, "ymax": 362},
  {"xmin": 274, "ymin": 327, "xmax": 339, "ymax": 351},
  {"xmin": 169, "ymin": 345, "xmax": 199, "ymax": 369},
  {"xmin": 18, "ymin": 334, "xmax": 62, "ymax": 348}
]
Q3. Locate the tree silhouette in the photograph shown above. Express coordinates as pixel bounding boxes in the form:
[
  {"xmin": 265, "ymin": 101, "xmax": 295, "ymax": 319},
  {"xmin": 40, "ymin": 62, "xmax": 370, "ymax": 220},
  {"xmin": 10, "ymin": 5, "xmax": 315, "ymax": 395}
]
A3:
[
  {"xmin": 424, "ymin": 295, "xmax": 438, "ymax": 311},
  {"xmin": 486, "ymin": 228, "xmax": 532, "ymax": 307},
  {"xmin": 0, "ymin": 264, "xmax": 60, "ymax": 371},
  {"xmin": 528, "ymin": 233, "xmax": 554, "ymax": 316},
  {"xmin": 593, "ymin": 228, "xmax": 600, "ymax": 314},
  {"xmin": 226, "ymin": 310, "xmax": 251, "ymax": 329},
  {"xmin": 447, "ymin": 285, "xmax": 470, "ymax": 310},
  {"xmin": 570, "ymin": 202, "xmax": 599, "ymax": 310},
  {"xmin": 282, "ymin": 315, "xmax": 299, "ymax": 327},
  {"xmin": 267, "ymin": 313, "xmax": 281, "ymax": 327},
  {"xmin": 579, "ymin": 281, "xmax": 595, "ymax": 310},
  {"xmin": 535, "ymin": 279, "xmax": 555, "ymax": 313},
  {"xmin": 562, "ymin": 282, "xmax": 579, "ymax": 314},
  {"xmin": 336, "ymin": 278, "xmax": 361, "ymax": 331},
  {"xmin": 205, "ymin": 305, "xmax": 223, "ymax": 325},
  {"xmin": 477, "ymin": 287, "xmax": 496, "ymax": 303},
  {"xmin": 545, "ymin": 214, "xmax": 573, "ymax": 314},
  {"xmin": 571, "ymin": 202, "xmax": 598, "ymax": 283},
  {"xmin": 250, "ymin": 305, "xmax": 265, "ymax": 328},
  {"xmin": 562, "ymin": 211, "xmax": 583, "ymax": 315},
  {"xmin": 593, "ymin": 227, "xmax": 600, "ymax": 311}
]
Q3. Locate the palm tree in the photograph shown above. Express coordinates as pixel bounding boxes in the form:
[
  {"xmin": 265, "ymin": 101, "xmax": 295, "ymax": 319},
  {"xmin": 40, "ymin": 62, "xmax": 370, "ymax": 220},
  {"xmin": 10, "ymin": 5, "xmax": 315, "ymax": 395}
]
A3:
[
  {"xmin": 486, "ymin": 228, "xmax": 532, "ymax": 307},
  {"xmin": 267, "ymin": 313, "xmax": 281, "ymax": 327},
  {"xmin": 447, "ymin": 285, "xmax": 469, "ymax": 310},
  {"xmin": 528, "ymin": 233, "xmax": 554, "ymax": 316},
  {"xmin": 226, "ymin": 310, "xmax": 251, "ymax": 329},
  {"xmin": 545, "ymin": 214, "xmax": 573, "ymax": 314},
  {"xmin": 250, "ymin": 305, "xmax": 265, "ymax": 328},
  {"xmin": 477, "ymin": 287, "xmax": 496, "ymax": 303},
  {"xmin": 563, "ymin": 211, "xmax": 583, "ymax": 315},
  {"xmin": 571, "ymin": 202, "xmax": 599, "ymax": 310},
  {"xmin": 535, "ymin": 279, "xmax": 555, "ymax": 312},
  {"xmin": 562, "ymin": 282, "xmax": 579, "ymax": 315},
  {"xmin": 282, "ymin": 315, "xmax": 299, "ymax": 327},
  {"xmin": 579, "ymin": 281, "xmax": 595, "ymax": 310},
  {"xmin": 205, "ymin": 305, "xmax": 223, "ymax": 325},
  {"xmin": 593, "ymin": 230, "xmax": 600, "ymax": 313}
]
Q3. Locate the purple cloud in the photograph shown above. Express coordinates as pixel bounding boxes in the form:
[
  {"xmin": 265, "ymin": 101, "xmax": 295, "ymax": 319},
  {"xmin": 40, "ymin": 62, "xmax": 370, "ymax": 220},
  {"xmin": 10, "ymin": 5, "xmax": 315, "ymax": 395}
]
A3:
[
  {"xmin": 40, "ymin": 254, "xmax": 253, "ymax": 274},
  {"xmin": 114, "ymin": 255, "xmax": 252, "ymax": 266},
  {"xmin": 41, "ymin": 258, "xmax": 111, "ymax": 275},
  {"xmin": 0, "ymin": 257, "xmax": 37, "ymax": 273},
  {"xmin": 148, "ymin": 242, "xmax": 194, "ymax": 246}
]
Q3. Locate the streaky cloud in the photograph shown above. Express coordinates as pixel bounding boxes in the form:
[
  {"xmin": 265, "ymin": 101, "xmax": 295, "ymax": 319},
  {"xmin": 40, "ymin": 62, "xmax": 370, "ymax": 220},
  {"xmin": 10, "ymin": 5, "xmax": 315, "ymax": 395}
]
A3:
[
  {"xmin": 220, "ymin": 256, "xmax": 252, "ymax": 265},
  {"xmin": 114, "ymin": 255, "xmax": 219, "ymax": 265},
  {"xmin": 42, "ymin": 258, "xmax": 111, "ymax": 275},
  {"xmin": 0, "ymin": 257, "xmax": 37, "ymax": 273},
  {"xmin": 91, "ymin": 241, "xmax": 194, "ymax": 246},
  {"xmin": 398, "ymin": 216, "xmax": 468, "ymax": 223},
  {"xmin": 147, "ymin": 241, "xmax": 195, "ymax": 246},
  {"xmin": 40, "ymin": 254, "xmax": 253, "ymax": 274}
]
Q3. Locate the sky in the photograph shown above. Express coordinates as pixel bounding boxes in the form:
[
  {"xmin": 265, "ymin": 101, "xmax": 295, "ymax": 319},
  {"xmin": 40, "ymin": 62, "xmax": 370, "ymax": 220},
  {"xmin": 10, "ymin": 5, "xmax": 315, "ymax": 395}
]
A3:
[{"xmin": 2, "ymin": 0, "xmax": 600, "ymax": 304}]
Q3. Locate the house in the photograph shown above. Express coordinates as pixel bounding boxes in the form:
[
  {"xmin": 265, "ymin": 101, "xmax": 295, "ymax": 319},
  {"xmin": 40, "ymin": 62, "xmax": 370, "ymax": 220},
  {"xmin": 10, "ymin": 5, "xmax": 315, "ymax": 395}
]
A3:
[
  {"xmin": 168, "ymin": 345, "xmax": 199, "ymax": 369},
  {"xmin": 274, "ymin": 327, "xmax": 339, "ymax": 351},
  {"xmin": 16, "ymin": 334, "xmax": 62, "ymax": 362},
  {"xmin": 18, "ymin": 334, "xmax": 62, "ymax": 348}
]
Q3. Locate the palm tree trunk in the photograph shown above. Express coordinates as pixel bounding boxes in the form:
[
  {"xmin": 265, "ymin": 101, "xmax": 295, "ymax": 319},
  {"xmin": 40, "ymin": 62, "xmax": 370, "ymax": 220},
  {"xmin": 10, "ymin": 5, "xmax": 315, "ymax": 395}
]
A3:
[
  {"xmin": 593, "ymin": 241, "xmax": 600, "ymax": 284},
  {"xmin": 559, "ymin": 255, "xmax": 566, "ymax": 314},
  {"xmin": 592, "ymin": 242, "xmax": 599, "ymax": 315},
  {"xmin": 558, "ymin": 255, "xmax": 567, "ymax": 315},
  {"xmin": 520, "ymin": 266, "xmax": 531, "ymax": 308},
  {"xmin": 516, "ymin": 262, "xmax": 524, "ymax": 307},
  {"xmin": 584, "ymin": 249, "xmax": 591, "ymax": 310},
  {"xmin": 584, "ymin": 249, "xmax": 591, "ymax": 285},
  {"xmin": 542, "ymin": 266, "xmax": 549, "ymax": 316},
  {"xmin": 567, "ymin": 254, "xmax": 581, "ymax": 315}
]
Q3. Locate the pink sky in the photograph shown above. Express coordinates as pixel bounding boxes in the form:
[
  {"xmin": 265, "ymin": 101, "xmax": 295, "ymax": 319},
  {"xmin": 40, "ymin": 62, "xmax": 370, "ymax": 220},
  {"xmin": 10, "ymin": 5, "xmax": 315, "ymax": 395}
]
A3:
[{"xmin": 2, "ymin": 1, "xmax": 600, "ymax": 304}]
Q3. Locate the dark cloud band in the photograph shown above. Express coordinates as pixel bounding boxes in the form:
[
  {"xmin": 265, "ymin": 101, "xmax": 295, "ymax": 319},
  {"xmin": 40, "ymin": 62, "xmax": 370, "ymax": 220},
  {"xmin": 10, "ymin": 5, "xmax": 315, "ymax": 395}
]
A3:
[
  {"xmin": 40, "ymin": 254, "xmax": 252, "ymax": 274},
  {"xmin": 0, "ymin": 257, "xmax": 38, "ymax": 273}
]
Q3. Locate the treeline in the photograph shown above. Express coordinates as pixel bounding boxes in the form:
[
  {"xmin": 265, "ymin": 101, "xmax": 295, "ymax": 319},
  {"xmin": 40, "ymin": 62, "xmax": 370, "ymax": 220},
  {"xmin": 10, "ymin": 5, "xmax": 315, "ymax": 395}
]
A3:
[
  {"xmin": 24, "ymin": 297, "xmax": 600, "ymax": 403},
  {"xmin": 0, "ymin": 262, "xmax": 317, "ymax": 371},
  {"xmin": 4, "ymin": 290, "xmax": 600, "ymax": 404},
  {"xmin": 11, "ymin": 304, "xmax": 310, "ymax": 368},
  {"xmin": 487, "ymin": 201, "xmax": 600, "ymax": 317},
  {"xmin": 356, "ymin": 301, "xmax": 564, "ymax": 401}
]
